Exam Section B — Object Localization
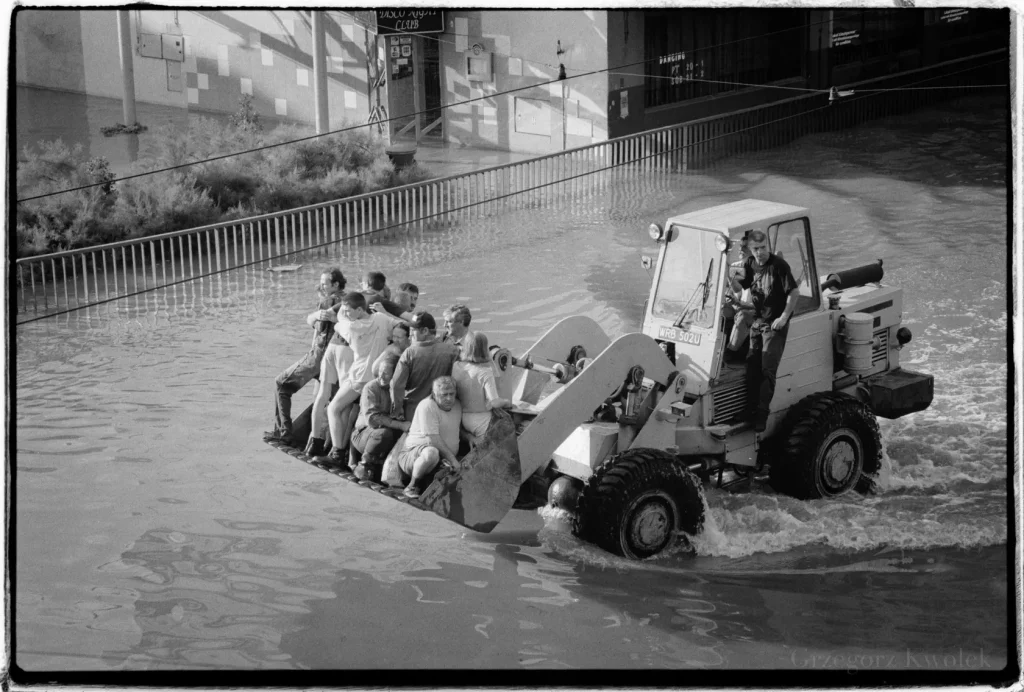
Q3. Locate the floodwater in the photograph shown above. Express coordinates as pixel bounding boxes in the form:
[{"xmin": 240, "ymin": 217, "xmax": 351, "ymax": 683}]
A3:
[{"xmin": 13, "ymin": 93, "xmax": 1010, "ymax": 675}]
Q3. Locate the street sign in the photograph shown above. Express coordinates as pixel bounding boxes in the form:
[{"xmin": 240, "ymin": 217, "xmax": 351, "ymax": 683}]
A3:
[{"xmin": 376, "ymin": 10, "xmax": 444, "ymax": 34}]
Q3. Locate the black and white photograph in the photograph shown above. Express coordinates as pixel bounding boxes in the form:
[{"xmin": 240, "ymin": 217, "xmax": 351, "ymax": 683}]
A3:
[{"xmin": 8, "ymin": 4, "xmax": 1016, "ymax": 684}]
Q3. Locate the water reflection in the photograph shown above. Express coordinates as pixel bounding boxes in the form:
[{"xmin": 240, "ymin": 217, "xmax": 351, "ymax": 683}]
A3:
[{"xmin": 101, "ymin": 527, "xmax": 334, "ymax": 669}]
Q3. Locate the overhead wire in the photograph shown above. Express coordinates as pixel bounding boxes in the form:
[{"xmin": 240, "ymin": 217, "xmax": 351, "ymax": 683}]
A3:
[
  {"xmin": 17, "ymin": 52, "xmax": 1004, "ymax": 324},
  {"xmin": 13, "ymin": 13, "xmax": 845, "ymax": 203},
  {"xmin": 373, "ymin": 10, "xmax": 847, "ymax": 77},
  {"xmin": 16, "ymin": 14, "xmax": 1006, "ymax": 204}
]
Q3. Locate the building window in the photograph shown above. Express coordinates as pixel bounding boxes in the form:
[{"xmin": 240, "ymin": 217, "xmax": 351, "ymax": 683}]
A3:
[
  {"xmin": 923, "ymin": 8, "xmax": 1009, "ymax": 62},
  {"xmin": 644, "ymin": 9, "xmax": 805, "ymax": 109},
  {"xmin": 831, "ymin": 10, "xmax": 924, "ymax": 68}
]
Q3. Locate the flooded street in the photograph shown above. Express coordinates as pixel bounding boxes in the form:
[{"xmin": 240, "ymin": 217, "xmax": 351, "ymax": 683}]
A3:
[{"xmin": 13, "ymin": 93, "xmax": 1008, "ymax": 672}]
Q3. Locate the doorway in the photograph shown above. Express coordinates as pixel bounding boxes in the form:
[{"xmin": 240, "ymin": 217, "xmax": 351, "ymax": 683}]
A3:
[{"xmin": 420, "ymin": 36, "xmax": 442, "ymax": 139}]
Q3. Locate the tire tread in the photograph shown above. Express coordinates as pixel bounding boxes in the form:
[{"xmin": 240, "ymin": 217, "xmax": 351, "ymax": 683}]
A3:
[
  {"xmin": 770, "ymin": 391, "xmax": 882, "ymax": 499},
  {"xmin": 573, "ymin": 448, "xmax": 705, "ymax": 558}
]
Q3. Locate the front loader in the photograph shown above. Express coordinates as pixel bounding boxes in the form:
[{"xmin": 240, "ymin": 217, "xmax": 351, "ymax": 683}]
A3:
[{"xmin": 266, "ymin": 199, "xmax": 934, "ymax": 560}]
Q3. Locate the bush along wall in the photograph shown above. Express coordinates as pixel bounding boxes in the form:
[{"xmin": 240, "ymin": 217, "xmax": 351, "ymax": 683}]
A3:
[{"xmin": 15, "ymin": 106, "xmax": 434, "ymax": 259}]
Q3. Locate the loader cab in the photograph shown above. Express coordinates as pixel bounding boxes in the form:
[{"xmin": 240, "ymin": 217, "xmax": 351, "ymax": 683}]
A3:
[
  {"xmin": 643, "ymin": 223, "xmax": 729, "ymax": 390},
  {"xmin": 642, "ymin": 200, "xmax": 821, "ymax": 394},
  {"xmin": 764, "ymin": 217, "xmax": 821, "ymax": 318}
]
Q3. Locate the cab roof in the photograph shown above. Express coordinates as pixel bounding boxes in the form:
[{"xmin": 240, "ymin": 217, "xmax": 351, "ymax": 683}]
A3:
[{"xmin": 665, "ymin": 199, "xmax": 809, "ymax": 235}]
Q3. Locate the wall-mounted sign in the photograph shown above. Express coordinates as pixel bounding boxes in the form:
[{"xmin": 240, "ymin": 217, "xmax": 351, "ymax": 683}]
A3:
[
  {"xmin": 376, "ymin": 10, "xmax": 444, "ymax": 34},
  {"xmin": 390, "ymin": 45, "xmax": 400, "ymax": 58},
  {"xmin": 466, "ymin": 49, "xmax": 494, "ymax": 83},
  {"xmin": 831, "ymin": 29, "xmax": 859, "ymax": 47},
  {"xmin": 401, "ymin": 44, "xmax": 412, "ymax": 57},
  {"xmin": 392, "ymin": 54, "xmax": 413, "ymax": 80},
  {"xmin": 399, "ymin": 37, "xmax": 412, "ymax": 45}
]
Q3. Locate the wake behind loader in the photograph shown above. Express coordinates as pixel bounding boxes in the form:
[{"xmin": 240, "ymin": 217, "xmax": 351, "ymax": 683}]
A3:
[{"xmin": 266, "ymin": 199, "xmax": 934, "ymax": 560}]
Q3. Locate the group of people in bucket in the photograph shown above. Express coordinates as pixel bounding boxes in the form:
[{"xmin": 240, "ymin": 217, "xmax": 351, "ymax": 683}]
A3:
[{"xmin": 268, "ymin": 268, "xmax": 512, "ymax": 499}]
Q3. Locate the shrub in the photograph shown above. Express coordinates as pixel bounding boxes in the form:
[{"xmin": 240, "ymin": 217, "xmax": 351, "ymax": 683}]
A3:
[
  {"xmin": 15, "ymin": 140, "xmax": 117, "ymax": 254},
  {"xmin": 16, "ymin": 116, "xmax": 436, "ymax": 259},
  {"xmin": 107, "ymin": 172, "xmax": 220, "ymax": 239},
  {"xmin": 195, "ymin": 161, "xmax": 262, "ymax": 211},
  {"xmin": 229, "ymin": 94, "xmax": 263, "ymax": 136}
]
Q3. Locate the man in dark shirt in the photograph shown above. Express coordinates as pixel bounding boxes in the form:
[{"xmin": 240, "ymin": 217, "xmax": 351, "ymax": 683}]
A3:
[
  {"xmin": 731, "ymin": 230, "xmax": 799, "ymax": 432},
  {"xmin": 349, "ymin": 353, "xmax": 410, "ymax": 481},
  {"xmin": 390, "ymin": 311, "xmax": 460, "ymax": 421}
]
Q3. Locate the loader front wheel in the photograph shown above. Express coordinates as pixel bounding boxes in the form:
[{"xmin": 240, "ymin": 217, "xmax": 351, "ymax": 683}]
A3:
[{"xmin": 573, "ymin": 449, "xmax": 705, "ymax": 560}]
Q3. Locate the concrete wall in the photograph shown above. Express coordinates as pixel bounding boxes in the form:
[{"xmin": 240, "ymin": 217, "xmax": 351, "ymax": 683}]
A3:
[
  {"xmin": 15, "ymin": 9, "xmax": 371, "ymax": 129},
  {"xmin": 435, "ymin": 10, "xmax": 610, "ymax": 153},
  {"xmin": 15, "ymin": 10, "xmax": 87, "ymax": 93},
  {"xmin": 80, "ymin": 11, "xmax": 183, "ymax": 109}
]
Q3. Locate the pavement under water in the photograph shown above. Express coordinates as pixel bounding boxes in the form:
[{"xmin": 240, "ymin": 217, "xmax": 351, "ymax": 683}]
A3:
[{"xmin": 12, "ymin": 93, "xmax": 1010, "ymax": 675}]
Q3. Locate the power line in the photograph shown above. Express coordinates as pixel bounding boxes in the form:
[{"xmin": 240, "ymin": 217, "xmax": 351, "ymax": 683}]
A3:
[
  {"xmin": 16, "ymin": 56, "xmax": 1001, "ymax": 324},
  {"xmin": 631, "ymin": 71, "xmax": 1005, "ymax": 92},
  {"xmin": 609, "ymin": 71, "xmax": 823, "ymax": 93},
  {"xmin": 16, "ymin": 16, "xmax": 1006, "ymax": 204},
  {"xmin": 375, "ymin": 10, "xmax": 844, "ymax": 76},
  {"xmin": 16, "ymin": 13, "xmax": 837, "ymax": 204}
]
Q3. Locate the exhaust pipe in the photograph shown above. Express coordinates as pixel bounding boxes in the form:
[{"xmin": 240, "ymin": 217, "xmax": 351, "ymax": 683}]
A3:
[{"xmin": 821, "ymin": 259, "xmax": 884, "ymax": 292}]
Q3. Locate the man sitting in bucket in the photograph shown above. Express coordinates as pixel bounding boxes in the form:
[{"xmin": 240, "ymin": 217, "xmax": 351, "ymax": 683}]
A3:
[{"xmin": 394, "ymin": 376, "xmax": 462, "ymax": 498}]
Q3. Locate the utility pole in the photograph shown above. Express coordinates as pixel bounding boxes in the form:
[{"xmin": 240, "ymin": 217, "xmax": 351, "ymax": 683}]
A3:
[
  {"xmin": 116, "ymin": 10, "xmax": 137, "ymax": 126},
  {"xmin": 311, "ymin": 11, "xmax": 329, "ymax": 134}
]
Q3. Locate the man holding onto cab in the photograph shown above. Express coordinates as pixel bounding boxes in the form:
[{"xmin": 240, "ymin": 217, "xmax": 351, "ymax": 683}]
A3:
[{"xmin": 729, "ymin": 230, "xmax": 799, "ymax": 433}]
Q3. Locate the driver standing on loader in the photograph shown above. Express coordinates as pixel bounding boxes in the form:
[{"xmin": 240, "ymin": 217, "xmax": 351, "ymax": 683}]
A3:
[{"xmin": 729, "ymin": 230, "xmax": 799, "ymax": 433}]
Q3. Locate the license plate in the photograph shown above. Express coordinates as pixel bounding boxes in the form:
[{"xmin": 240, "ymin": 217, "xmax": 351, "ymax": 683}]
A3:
[{"xmin": 658, "ymin": 325, "xmax": 701, "ymax": 346}]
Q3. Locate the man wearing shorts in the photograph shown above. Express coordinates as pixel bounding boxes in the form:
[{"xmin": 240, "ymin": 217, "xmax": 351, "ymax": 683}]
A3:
[
  {"xmin": 304, "ymin": 296, "xmax": 354, "ymax": 458},
  {"xmin": 313, "ymin": 292, "xmax": 404, "ymax": 468},
  {"xmin": 396, "ymin": 376, "xmax": 462, "ymax": 498}
]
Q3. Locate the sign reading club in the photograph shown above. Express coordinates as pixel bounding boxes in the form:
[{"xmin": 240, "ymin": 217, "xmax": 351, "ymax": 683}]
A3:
[{"xmin": 376, "ymin": 10, "xmax": 445, "ymax": 34}]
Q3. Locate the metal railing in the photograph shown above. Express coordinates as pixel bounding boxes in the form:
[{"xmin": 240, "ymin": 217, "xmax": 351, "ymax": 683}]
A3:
[{"xmin": 15, "ymin": 49, "xmax": 1002, "ymax": 323}]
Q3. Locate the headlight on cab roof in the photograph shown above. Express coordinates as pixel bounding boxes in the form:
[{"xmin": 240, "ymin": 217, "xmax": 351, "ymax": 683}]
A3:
[
  {"xmin": 715, "ymin": 234, "xmax": 731, "ymax": 253},
  {"xmin": 648, "ymin": 223, "xmax": 664, "ymax": 241}
]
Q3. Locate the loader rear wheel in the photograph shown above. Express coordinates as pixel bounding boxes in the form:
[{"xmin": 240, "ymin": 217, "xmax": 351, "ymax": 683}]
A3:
[
  {"xmin": 770, "ymin": 392, "xmax": 882, "ymax": 500},
  {"xmin": 573, "ymin": 448, "xmax": 705, "ymax": 560}
]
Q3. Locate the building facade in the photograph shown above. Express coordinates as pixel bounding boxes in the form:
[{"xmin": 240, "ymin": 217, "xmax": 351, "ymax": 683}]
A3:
[
  {"xmin": 15, "ymin": 9, "xmax": 373, "ymax": 129},
  {"xmin": 15, "ymin": 8, "xmax": 1008, "ymax": 154}
]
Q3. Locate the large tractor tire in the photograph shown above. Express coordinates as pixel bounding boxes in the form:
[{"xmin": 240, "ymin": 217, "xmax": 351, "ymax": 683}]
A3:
[
  {"xmin": 573, "ymin": 448, "xmax": 705, "ymax": 560},
  {"xmin": 769, "ymin": 391, "xmax": 882, "ymax": 500}
]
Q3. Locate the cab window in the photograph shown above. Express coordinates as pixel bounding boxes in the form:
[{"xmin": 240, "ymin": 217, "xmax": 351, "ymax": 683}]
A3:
[{"xmin": 767, "ymin": 218, "xmax": 820, "ymax": 315}]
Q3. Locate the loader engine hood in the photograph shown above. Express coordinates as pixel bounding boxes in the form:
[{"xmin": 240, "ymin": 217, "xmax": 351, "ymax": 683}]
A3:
[{"xmin": 642, "ymin": 224, "xmax": 728, "ymax": 393}]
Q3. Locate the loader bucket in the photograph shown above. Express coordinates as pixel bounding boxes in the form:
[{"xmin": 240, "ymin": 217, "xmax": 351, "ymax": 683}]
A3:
[{"xmin": 418, "ymin": 409, "xmax": 522, "ymax": 533}]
